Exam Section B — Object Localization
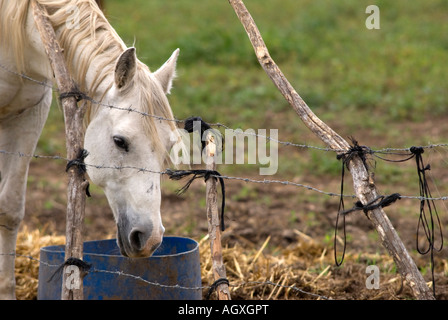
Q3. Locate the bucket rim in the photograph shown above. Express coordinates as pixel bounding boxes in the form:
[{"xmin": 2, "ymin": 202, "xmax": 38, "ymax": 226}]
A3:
[{"xmin": 39, "ymin": 236, "xmax": 199, "ymax": 259}]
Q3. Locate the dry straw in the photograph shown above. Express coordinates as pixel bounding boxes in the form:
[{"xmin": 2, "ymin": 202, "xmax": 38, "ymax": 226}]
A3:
[
  {"xmin": 15, "ymin": 226, "xmax": 430, "ymax": 300},
  {"xmin": 15, "ymin": 226, "xmax": 65, "ymax": 300}
]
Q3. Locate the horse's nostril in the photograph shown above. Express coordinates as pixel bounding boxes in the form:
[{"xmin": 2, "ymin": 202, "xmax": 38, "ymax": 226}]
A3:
[{"xmin": 129, "ymin": 229, "xmax": 145, "ymax": 251}]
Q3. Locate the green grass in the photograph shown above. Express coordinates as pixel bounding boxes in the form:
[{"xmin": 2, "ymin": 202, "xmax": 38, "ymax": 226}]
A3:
[
  {"xmin": 38, "ymin": 0, "xmax": 448, "ymax": 182},
  {"xmin": 104, "ymin": 0, "xmax": 448, "ymax": 122}
]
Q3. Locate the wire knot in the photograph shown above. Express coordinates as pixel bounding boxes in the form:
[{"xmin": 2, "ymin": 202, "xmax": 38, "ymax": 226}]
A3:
[
  {"xmin": 410, "ymin": 146, "xmax": 424, "ymax": 155},
  {"xmin": 184, "ymin": 116, "xmax": 212, "ymax": 133},
  {"xmin": 341, "ymin": 193, "xmax": 402, "ymax": 216},
  {"xmin": 205, "ymin": 277, "xmax": 230, "ymax": 300},
  {"xmin": 47, "ymin": 257, "xmax": 92, "ymax": 283},
  {"xmin": 66, "ymin": 149, "xmax": 89, "ymax": 174},
  {"xmin": 165, "ymin": 169, "xmax": 226, "ymax": 231},
  {"xmin": 59, "ymin": 89, "xmax": 89, "ymax": 103},
  {"xmin": 337, "ymin": 137, "xmax": 373, "ymax": 165},
  {"xmin": 184, "ymin": 116, "xmax": 222, "ymax": 152},
  {"xmin": 66, "ymin": 149, "xmax": 91, "ymax": 197}
]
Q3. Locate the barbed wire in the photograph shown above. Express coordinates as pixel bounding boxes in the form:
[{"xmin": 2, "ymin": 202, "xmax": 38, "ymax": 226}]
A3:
[
  {"xmin": 3, "ymin": 62, "xmax": 447, "ymax": 155},
  {"xmin": 0, "ymin": 62, "xmax": 54, "ymax": 89},
  {"xmin": 0, "ymin": 148, "xmax": 351, "ymax": 198},
  {"xmin": 2, "ymin": 148, "xmax": 448, "ymax": 201}
]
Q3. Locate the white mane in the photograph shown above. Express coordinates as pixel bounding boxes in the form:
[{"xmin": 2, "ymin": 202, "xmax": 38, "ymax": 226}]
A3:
[{"xmin": 0, "ymin": 0, "xmax": 179, "ymax": 161}]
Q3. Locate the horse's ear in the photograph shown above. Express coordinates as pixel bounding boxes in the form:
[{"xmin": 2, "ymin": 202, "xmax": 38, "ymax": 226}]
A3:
[
  {"xmin": 115, "ymin": 47, "xmax": 137, "ymax": 90},
  {"xmin": 154, "ymin": 49, "xmax": 179, "ymax": 94}
]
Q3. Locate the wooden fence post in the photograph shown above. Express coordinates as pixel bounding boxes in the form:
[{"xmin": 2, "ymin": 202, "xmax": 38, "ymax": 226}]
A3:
[
  {"xmin": 228, "ymin": 0, "xmax": 434, "ymax": 300},
  {"xmin": 205, "ymin": 133, "xmax": 231, "ymax": 300},
  {"xmin": 32, "ymin": 1, "xmax": 88, "ymax": 300}
]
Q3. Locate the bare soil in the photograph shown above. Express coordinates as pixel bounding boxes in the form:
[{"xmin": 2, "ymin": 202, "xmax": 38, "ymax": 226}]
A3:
[{"xmin": 20, "ymin": 118, "xmax": 448, "ymax": 300}]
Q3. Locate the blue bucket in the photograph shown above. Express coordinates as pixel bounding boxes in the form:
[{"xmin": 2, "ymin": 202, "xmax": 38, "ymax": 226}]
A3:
[{"xmin": 37, "ymin": 237, "xmax": 202, "ymax": 300}]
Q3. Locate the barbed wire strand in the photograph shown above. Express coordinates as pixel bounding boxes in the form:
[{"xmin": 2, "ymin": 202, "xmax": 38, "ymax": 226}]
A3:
[
  {"xmin": 2, "ymin": 148, "xmax": 448, "ymax": 201},
  {"xmin": 2, "ymin": 62, "xmax": 447, "ymax": 155},
  {"xmin": 2, "ymin": 252, "xmax": 329, "ymax": 300}
]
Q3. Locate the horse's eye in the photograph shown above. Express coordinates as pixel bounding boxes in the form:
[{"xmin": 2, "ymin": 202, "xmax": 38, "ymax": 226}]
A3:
[{"xmin": 113, "ymin": 136, "xmax": 129, "ymax": 152}]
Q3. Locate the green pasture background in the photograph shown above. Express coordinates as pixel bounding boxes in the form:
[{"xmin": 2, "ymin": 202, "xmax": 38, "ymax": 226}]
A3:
[{"xmin": 39, "ymin": 0, "xmax": 448, "ymax": 180}]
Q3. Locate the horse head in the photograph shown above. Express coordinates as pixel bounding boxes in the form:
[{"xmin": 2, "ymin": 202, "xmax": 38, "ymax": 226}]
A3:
[{"xmin": 84, "ymin": 47, "xmax": 180, "ymax": 258}]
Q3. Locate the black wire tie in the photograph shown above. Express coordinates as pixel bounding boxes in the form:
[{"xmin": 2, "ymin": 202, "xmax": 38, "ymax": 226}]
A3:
[
  {"xmin": 334, "ymin": 137, "xmax": 372, "ymax": 267},
  {"xmin": 47, "ymin": 257, "xmax": 92, "ymax": 283},
  {"xmin": 205, "ymin": 277, "xmax": 230, "ymax": 300},
  {"xmin": 165, "ymin": 169, "xmax": 226, "ymax": 231}
]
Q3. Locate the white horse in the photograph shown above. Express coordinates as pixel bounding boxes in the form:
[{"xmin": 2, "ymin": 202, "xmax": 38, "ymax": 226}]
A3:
[{"xmin": 0, "ymin": 0, "xmax": 182, "ymax": 299}]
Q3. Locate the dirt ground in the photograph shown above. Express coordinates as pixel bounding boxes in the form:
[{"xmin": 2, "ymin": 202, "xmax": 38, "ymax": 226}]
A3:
[
  {"xmin": 20, "ymin": 122, "xmax": 448, "ymax": 300},
  {"xmin": 13, "ymin": 110, "xmax": 448, "ymax": 300}
]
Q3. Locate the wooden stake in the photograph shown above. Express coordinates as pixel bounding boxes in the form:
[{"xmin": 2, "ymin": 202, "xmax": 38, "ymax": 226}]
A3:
[
  {"xmin": 32, "ymin": 1, "xmax": 88, "ymax": 300},
  {"xmin": 205, "ymin": 134, "xmax": 231, "ymax": 300},
  {"xmin": 228, "ymin": 0, "xmax": 434, "ymax": 300}
]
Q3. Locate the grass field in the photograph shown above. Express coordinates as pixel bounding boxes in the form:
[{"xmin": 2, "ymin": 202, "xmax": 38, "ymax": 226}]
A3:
[
  {"xmin": 38, "ymin": 0, "xmax": 448, "ymax": 174},
  {"xmin": 24, "ymin": 0, "xmax": 448, "ymax": 299}
]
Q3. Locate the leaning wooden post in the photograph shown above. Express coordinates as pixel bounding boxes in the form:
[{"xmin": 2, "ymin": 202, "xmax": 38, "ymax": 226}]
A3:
[
  {"xmin": 205, "ymin": 133, "xmax": 231, "ymax": 300},
  {"xmin": 32, "ymin": 1, "xmax": 88, "ymax": 300},
  {"xmin": 228, "ymin": 0, "xmax": 434, "ymax": 300}
]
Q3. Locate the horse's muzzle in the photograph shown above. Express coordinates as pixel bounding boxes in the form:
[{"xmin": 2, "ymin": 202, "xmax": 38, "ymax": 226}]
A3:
[{"xmin": 117, "ymin": 215, "xmax": 164, "ymax": 258}]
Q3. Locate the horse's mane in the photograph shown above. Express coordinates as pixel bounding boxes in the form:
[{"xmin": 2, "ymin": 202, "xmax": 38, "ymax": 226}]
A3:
[
  {"xmin": 0, "ymin": 0, "xmax": 30, "ymax": 74},
  {"xmin": 0, "ymin": 0, "xmax": 179, "ymax": 163}
]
